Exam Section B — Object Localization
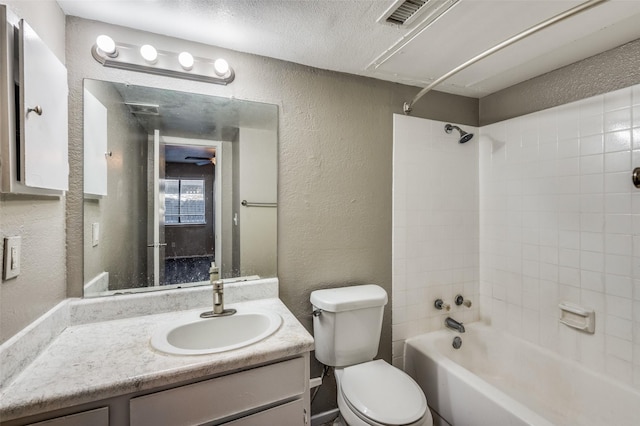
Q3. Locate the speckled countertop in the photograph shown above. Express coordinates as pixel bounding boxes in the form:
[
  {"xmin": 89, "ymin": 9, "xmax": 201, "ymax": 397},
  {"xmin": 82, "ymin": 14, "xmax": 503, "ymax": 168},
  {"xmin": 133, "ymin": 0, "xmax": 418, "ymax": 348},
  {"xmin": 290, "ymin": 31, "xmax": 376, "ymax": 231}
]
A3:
[{"xmin": 0, "ymin": 297, "xmax": 314, "ymax": 422}]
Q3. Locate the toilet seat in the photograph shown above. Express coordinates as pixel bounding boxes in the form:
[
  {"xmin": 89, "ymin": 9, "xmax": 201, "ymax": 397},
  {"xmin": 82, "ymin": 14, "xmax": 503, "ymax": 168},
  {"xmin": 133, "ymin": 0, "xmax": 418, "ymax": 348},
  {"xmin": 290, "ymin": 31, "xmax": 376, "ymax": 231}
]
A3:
[{"xmin": 339, "ymin": 360, "xmax": 427, "ymax": 426}]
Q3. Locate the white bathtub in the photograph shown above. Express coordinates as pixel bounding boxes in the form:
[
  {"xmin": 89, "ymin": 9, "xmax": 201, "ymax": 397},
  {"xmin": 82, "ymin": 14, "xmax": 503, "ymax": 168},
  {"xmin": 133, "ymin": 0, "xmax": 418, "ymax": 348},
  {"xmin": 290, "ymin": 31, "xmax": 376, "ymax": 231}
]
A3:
[{"xmin": 404, "ymin": 322, "xmax": 640, "ymax": 426}]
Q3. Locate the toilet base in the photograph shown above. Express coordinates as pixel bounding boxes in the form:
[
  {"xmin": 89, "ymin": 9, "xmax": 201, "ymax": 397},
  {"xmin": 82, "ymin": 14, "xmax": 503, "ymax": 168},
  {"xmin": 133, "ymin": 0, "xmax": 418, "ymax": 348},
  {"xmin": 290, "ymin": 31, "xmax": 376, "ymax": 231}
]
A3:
[{"xmin": 332, "ymin": 414, "xmax": 347, "ymax": 426}]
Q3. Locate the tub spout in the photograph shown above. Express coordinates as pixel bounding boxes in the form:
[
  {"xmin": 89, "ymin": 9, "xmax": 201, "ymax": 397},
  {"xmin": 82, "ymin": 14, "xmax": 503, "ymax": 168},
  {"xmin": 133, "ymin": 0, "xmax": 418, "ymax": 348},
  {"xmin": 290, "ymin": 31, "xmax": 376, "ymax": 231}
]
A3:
[{"xmin": 445, "ymin": 317, "xmax": 465, "ymax": 333}]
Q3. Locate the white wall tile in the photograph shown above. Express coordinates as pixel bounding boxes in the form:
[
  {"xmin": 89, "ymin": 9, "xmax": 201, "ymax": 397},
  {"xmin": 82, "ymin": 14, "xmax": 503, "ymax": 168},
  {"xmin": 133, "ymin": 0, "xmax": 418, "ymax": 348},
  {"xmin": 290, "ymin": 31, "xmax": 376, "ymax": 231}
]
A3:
[
  {"xmin": 605, "ymin": 193, "xmax": 632, "ymax": 214},
  {"xmin": 604, "ymin": 110, "xmax": 632, "ymax": 133},
  {"xmin": 606, "ymin": 334, "xmax": 633, "ymax": 361},
  {"xmin": 580, "ymin": 116, "xmax": 604, "ymax": 138},
  {"xmin": 605, "ymin": 88, "xmax": 632, "ymax": 112},
  {"xmin": 633, "ymin": 128, "xmax": 640, "ymax": 149},
  {"xmin": 581, "ymin": 251, "xmax": 604, "ymax": 273},
  {"xmin": 581, "ymin": 96, "xmax": 604, "ymax": 117},
  {"xmin": 580, "ymin": 154, "xmax": 603, "ymax": 174},
  {"xmin": 605, "ymin": 214, "xmax": 631, "ymax": 234},
  {"xmin": 606, "ymin": 355, "xmax": 633, "ymax": 385},
  {"xmin": 604, "ymin": 172, "xmax": 632, "ymax": 193},
  {"xmin": 605, "ymin": 129, "xmax": 632, "ymax": 152},
  {"xmin": 581, "ymin": 232, "xmax": 603, "ymax": 252},
  {"xmin": 393, "ymin": 116, "xmax": 479, "ymax": 347},
  {"xmin": 604, "ymin": 151, "xmax": 631, "ymax": 173},
  {"xmin": 605, "ymin": 274, "xmax": 632, "ymax": 298}
]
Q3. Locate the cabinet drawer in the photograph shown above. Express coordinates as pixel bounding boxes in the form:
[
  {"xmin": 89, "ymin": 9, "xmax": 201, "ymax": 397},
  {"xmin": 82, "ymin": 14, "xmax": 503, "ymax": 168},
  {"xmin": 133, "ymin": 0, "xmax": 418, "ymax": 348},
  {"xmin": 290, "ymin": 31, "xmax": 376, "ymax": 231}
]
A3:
[
  {"xmin": 221, "ymin": 399, "xmax": 306, "ymax": 426},
  {"xmin": 27, "ymin": 407, "xmax": 108, "ymax": 426},
  {"xmin": 130, "ymin": 357, "xmax": 305, "ymax": 426}
]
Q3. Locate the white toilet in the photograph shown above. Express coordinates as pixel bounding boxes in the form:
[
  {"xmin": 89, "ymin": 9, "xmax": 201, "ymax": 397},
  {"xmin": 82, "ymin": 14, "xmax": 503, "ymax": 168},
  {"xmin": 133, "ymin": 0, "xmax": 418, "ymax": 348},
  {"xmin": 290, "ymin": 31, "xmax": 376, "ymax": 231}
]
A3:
[{"xmin": 310, "ymin": 285, "xmax": 433, "ymax": 426}]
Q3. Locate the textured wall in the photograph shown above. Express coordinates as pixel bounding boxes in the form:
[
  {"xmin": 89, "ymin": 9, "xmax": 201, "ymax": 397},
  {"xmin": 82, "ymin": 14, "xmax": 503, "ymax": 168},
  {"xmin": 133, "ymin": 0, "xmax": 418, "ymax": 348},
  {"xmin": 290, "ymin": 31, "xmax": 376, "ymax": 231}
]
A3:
[
  {"xmin": 480, "ymin": 38, "xmax": 640, "ymax": 126},
  {"xmin": 0, "ymin": 1, "xmax": 67, "ymax": 344},
  {"xmin": 64, "ymin": 17, "xmax": 477, "ymax": 413}
]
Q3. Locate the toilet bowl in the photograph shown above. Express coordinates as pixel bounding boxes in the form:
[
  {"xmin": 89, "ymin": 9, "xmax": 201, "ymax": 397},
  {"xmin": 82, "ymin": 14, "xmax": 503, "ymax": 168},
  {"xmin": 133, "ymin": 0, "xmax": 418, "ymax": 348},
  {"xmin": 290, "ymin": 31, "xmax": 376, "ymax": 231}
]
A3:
[{"xmin": 334, "ymin": 360, "xmax": 432, "ymax": 426}]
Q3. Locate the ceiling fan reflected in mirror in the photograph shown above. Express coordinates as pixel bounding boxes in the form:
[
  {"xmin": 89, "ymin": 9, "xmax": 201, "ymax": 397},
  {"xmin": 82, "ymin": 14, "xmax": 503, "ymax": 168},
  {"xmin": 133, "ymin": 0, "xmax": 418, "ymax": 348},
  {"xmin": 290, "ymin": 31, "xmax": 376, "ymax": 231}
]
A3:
[{"xmin": 184, "ymin": 155, "xmax": 216, "ymax": 166}]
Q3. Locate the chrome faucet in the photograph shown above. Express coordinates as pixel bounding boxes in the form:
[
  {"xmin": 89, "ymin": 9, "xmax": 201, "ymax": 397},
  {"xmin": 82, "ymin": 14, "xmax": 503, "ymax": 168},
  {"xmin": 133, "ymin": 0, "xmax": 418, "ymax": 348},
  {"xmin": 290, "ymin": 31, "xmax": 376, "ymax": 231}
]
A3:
[
  {"xmin": 445, "ymin": 317, "xmax": 465, "ymax": 333},
  {"xmin": 200, "ymin": 278, "xmax": 237, "ymax": 318}
]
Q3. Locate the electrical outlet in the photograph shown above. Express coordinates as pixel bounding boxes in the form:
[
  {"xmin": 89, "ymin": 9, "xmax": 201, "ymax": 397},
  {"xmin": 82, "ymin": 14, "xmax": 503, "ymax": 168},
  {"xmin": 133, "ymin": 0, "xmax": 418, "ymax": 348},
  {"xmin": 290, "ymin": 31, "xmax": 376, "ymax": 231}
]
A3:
[{"xmin": 3, "ymin": 236, "xmax": 21, "ymax": 280}]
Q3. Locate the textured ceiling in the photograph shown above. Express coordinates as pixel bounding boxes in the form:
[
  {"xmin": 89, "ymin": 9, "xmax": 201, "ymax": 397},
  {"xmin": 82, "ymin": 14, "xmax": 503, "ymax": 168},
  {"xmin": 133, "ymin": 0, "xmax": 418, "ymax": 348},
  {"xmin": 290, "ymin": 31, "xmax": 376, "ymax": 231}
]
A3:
[{"xmin": 58, "ymin": 0, "xmax": 640, "ymax": 98}]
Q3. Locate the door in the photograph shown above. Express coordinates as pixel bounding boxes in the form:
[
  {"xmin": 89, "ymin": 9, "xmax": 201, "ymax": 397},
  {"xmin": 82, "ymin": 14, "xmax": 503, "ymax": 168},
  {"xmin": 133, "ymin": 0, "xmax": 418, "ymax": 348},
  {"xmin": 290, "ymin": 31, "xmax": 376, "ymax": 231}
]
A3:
[{"xmin": 147, "ymin": 129, "xmax": 166, "ymax": 286}]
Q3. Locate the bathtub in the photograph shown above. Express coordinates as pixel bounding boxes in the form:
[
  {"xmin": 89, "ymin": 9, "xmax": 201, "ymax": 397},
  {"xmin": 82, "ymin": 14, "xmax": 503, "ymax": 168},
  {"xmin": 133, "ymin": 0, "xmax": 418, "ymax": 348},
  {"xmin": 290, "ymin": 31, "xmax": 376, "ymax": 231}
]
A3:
[{"xmin": 404, "ymin": 322, "xmax": 640, "ymax": 426}]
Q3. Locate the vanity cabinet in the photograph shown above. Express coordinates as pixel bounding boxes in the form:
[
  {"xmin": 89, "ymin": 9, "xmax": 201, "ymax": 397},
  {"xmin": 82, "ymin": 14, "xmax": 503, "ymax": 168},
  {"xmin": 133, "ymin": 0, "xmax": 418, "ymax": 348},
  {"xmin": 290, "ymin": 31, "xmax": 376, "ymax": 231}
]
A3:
[{"xmin": 7, "ymin": 355, "xmax": 309, "ymax": 426}]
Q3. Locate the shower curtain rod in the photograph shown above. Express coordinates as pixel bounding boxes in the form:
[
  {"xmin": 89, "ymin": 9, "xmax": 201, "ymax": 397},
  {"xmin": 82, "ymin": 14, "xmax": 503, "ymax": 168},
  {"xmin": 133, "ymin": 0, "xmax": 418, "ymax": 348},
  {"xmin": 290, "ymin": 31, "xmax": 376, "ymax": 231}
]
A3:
[{"xmin": 403, "ymin": 0, "xmax": 609, "ymax": 114}]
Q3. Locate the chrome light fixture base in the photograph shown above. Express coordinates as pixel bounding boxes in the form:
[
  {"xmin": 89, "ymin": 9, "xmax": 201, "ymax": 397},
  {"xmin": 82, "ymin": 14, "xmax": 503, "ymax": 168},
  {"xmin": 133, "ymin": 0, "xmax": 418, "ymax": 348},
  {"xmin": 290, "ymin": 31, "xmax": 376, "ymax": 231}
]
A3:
[{"xmin": 91, "ymin": 42, "xmax": 235, "ymax": 85}]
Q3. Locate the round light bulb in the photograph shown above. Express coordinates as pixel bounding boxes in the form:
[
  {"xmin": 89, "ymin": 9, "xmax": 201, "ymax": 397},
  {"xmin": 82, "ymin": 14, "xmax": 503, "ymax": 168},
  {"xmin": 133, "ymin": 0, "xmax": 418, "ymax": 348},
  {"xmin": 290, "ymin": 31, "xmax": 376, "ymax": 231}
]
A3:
[
  {"xmin": 140, "ymin": 44, "xmax": 158, "ymax": 63},
  {"xmin": 213, "ymin": 58, "xmax": 229, "ymax": 76},
  {"xmin": 96, "ymin": 35, "xmax": 116, "ymax": 57},
  {"xmin": 178, "ymin": 51, "xmax": 194, "ymax": 70}
]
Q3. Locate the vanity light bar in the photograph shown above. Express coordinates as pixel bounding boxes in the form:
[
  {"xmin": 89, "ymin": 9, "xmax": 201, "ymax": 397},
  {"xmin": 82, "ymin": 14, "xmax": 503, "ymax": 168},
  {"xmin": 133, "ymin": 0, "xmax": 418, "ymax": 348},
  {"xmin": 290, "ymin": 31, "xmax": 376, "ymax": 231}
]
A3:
[{"xmin": 91, "ymin": 37, "xmax": 235, "ymax": 85}]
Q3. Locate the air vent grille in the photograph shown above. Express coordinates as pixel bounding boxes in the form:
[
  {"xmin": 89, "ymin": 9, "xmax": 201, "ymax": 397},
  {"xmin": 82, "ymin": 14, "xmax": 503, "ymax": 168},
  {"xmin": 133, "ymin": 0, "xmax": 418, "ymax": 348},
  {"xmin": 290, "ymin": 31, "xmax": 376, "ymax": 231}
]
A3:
[
  {"xmin": 386, "ymin": 0, "xmax": 428, "ymax": 25},
  {"xmin": 125, "ymin": 102, "xmax": 160, "ymax": 115}
]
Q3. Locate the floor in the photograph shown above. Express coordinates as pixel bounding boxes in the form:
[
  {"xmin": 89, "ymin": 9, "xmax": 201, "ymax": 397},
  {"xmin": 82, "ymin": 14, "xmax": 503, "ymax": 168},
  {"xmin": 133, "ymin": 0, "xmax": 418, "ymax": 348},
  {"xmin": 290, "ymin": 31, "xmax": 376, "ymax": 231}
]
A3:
[{"xmin": 163, "ymin": 256, "xmax": 214, "ymax": 284}]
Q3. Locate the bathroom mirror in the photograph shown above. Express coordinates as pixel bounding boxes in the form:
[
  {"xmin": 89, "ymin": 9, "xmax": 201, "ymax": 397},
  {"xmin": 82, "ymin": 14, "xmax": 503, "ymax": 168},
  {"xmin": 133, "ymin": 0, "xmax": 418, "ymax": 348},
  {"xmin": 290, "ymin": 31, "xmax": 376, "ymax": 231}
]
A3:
[{"xmin": 83, "ymin": 79, "xmax": 277, "ymax": 297}]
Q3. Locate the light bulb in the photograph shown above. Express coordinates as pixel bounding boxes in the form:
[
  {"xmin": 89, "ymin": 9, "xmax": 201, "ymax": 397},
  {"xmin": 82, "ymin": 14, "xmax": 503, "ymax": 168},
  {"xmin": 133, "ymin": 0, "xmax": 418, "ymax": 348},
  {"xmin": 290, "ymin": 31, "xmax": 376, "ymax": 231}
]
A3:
[
  {"xmin": 178, "ymin": 51, "xmax": 194, "ymax": 70},
  {"xmin": 96, "ymin": 35, "xmax": 117, "ymax": 57},
  {"xmin": 213, "ymin": 58, "xmax": 229, "ymax": 76},
  {"xmin": 140, "ymin": 44, "xmax": 158, "ymax": 63}
]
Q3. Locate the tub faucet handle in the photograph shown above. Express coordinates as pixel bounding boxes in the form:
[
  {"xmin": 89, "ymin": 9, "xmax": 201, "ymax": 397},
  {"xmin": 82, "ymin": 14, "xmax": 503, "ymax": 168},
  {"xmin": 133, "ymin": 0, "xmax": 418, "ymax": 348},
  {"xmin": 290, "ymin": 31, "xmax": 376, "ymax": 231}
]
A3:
[
  {"xmin": 455, "ymin": 295, "xmax": 472, "ymax": 308},
  {"xmin": 434, "ymin": 299, "xmax": 450, "ymax": 311}
]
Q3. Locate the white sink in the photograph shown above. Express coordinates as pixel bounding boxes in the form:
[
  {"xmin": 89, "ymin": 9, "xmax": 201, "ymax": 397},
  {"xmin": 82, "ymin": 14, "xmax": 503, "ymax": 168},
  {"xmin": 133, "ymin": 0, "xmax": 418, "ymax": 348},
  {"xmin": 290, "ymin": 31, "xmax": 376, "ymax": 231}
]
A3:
[{"xmin": 151, "ymin": 310, "xmax": 282, "ymax": 355}]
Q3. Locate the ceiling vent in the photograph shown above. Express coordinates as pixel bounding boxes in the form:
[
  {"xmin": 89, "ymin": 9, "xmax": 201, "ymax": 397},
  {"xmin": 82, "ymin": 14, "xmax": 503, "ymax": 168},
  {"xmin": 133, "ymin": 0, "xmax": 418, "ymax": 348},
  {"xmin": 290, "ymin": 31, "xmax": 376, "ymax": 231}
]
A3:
[
  {"xmin": 125, "ymin": 102, "xmax": 160, "ymax": 115},
  {"xmin": 378, "ymin": 0, "xmax": 458, "ymax": 27},
  {"xmin": 385, "ymin": 0, "xmax": 427, "ymax": 25}
]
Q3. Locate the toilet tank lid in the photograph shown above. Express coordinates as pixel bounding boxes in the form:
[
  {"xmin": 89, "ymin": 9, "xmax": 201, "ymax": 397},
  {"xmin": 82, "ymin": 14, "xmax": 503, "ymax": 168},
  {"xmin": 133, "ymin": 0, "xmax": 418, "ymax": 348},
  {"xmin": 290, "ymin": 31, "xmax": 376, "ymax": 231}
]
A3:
[{"xmin": 310, "ymin": 285, "xmax": 388, "ymax": 312}]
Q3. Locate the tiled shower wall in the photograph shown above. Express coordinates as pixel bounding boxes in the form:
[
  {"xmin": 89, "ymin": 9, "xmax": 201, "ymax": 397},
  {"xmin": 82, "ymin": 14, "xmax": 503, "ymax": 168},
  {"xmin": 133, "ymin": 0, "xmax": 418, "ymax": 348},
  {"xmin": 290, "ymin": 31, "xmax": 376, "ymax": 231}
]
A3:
[
  {"xmin": 480, "ymin": 84, "xmax": 640, "ymax": 388},
  {"xmin": 392, "ymin": 114, "xmax": 480, "ymax": 367}
]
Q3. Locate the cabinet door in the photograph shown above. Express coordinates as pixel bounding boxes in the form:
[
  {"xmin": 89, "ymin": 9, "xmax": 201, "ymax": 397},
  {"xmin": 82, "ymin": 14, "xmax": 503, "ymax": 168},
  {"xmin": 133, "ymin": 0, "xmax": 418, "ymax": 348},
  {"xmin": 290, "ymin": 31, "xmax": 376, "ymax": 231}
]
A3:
[
  {"xmin": 18, "ymin": 19, "xmax": 68, "ymax": 191},
  {"xmin": 83, "ymin": 88, "xmax": 107, "ymax": 196},
  {"xmin": 27, "ymin": 407, "xmax": 108, "ymax": 426},
  {"xmin": 129, "ymin": 357, "xmax": 305, "ymax": 426},
  {"xmin": 221, "ymin": 399, "xmax": 307, "ymax": 426}
]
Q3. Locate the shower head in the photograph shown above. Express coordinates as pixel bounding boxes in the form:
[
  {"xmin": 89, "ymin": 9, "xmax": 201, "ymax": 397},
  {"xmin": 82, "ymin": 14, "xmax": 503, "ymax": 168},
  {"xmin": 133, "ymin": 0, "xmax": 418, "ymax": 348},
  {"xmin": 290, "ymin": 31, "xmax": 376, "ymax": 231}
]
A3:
[{"xmin": 444, "ymin": 124, "xmax": 474, "ymax": 144}]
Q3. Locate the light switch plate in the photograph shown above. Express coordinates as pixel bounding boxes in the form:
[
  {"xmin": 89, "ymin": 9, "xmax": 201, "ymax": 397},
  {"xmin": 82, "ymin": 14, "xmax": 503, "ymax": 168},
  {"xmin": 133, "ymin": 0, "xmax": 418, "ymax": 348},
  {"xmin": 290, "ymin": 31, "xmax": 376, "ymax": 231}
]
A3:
[
  {"xmin": 92, "ymin": 223, "xmax": 100, "ymax": 247},
  {"xmin": 3, "ymin": 236, "xmax": 21, "ymax": 280}
]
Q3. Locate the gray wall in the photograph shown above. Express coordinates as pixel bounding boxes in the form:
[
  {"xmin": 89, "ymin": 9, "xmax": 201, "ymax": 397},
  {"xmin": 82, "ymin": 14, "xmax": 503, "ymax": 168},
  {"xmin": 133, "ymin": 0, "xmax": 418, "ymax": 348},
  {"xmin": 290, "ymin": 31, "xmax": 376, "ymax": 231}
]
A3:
[
  {"xmin": 480, "ymin": 37, "xmax": 640, "ymax": 125},
  {"xmin": 0, "ymin": 0, "xmax": 67, "ymax": 344}
]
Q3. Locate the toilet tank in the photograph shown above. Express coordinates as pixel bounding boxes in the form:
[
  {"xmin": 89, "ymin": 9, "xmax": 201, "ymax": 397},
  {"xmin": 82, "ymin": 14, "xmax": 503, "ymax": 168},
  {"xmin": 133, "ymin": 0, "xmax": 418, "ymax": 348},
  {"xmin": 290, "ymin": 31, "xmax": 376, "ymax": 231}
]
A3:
[{"xmin": 310, "ymin": 285, "xmax": 388, "ymax": 367}]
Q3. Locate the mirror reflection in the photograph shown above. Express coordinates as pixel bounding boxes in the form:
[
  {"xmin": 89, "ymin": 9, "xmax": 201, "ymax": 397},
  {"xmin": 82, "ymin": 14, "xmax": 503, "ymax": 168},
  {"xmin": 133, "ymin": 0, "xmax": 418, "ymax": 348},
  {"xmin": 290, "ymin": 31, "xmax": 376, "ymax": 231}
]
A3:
[{"xmin": 83, "ymin": 79, "xmax": 277, "ymax": 297}]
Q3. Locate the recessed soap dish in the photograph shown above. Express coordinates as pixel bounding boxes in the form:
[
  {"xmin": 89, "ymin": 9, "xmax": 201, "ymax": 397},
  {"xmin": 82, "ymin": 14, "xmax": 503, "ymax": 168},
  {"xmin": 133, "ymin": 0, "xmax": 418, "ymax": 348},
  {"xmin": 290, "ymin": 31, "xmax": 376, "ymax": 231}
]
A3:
[{"xmin": 559, "ymin": 302, "xmax": 595, "ymax": 334}]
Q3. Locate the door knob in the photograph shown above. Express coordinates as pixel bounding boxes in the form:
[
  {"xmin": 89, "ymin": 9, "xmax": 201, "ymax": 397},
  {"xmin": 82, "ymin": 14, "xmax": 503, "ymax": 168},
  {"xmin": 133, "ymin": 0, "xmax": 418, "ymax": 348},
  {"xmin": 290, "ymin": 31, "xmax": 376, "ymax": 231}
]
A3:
[{"xmin": 27, "ymin": 105, "xmax": 43, "ymax": 116}]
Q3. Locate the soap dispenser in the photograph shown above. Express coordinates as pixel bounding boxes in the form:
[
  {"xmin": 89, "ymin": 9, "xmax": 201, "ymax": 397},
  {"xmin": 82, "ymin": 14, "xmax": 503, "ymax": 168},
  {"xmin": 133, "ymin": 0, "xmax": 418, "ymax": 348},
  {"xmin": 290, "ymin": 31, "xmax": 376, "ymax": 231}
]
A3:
[{"xmin": 209, "ymin": 262, "xmax": 219, "ymax": 282}]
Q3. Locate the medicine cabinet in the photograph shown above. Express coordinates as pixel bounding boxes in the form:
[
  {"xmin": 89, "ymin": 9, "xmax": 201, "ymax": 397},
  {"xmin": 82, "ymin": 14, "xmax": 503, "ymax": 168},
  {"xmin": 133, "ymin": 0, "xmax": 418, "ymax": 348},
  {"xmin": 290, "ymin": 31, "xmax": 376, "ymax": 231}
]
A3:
[{"xmin": 0, "ymin": 5, "xmax": 69, "ymax": 195}]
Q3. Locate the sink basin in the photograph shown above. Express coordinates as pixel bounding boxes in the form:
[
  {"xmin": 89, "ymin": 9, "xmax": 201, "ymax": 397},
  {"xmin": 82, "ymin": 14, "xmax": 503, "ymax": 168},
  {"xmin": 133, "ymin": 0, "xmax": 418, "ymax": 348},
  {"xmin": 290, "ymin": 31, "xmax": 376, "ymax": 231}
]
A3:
[{"xmin": 151, "ymin": 310, "xmax": 282, "ymax": 355}]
